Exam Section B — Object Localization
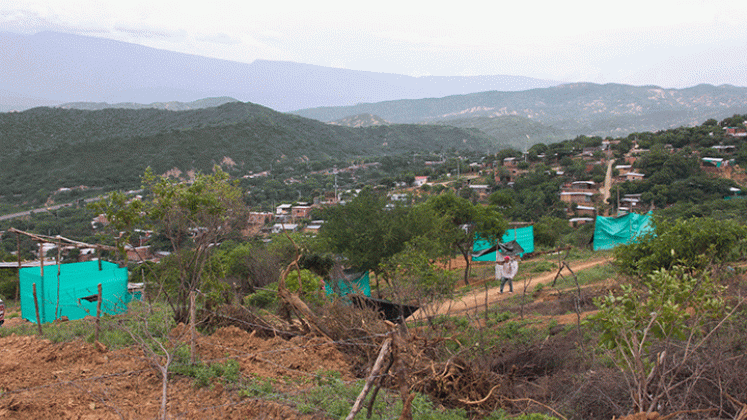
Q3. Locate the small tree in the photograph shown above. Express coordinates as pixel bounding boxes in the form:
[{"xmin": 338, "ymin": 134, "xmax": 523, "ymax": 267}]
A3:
[
  {"xmin": 319, "ymin": 188, "xmax": 438, "ymax": 288},
  {"xmin": 380, "ymin": 237, "xmax": 455, "ymax": 324},
  {"xmin": 94, "ymin": 167, "xmax": 246, "ymax": 322},
  {"xmin": 425, "ymin": 192, "xmax": 507, "ymax": 285},
  {"xmin": 116, "ymin": 300, "xmax": 186, "ymax": 420},
  {"xmin": 589, "ymin": 266, "xmax": 740, "ymax": 415}
]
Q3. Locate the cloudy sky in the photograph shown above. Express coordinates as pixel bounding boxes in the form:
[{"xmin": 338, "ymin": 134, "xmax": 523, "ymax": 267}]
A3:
[{"xmin": 2, "ymin": 0, "xmax": 747, "ymax": 88}]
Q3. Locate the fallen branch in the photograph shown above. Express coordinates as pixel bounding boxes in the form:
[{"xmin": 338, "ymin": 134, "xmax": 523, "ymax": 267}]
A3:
[
  {"xmin": 346, "ymin": 337, "xmax": 392, "ymax": 420},
  {"xmin": 458, "ymin": 384, "xmax": 500, "ymax": 405},
  {"xmin": 506, "ymin": 398, "xmax": 567, "ymax": 420},
  {"xmin": 277, "ymin": 251, "xmax": 334, "ymax": 341}
]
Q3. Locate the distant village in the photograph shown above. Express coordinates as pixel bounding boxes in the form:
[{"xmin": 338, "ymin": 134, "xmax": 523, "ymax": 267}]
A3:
[{"xmin": 3, "ymin": 125, "xmax": 745, "ymax": 267}]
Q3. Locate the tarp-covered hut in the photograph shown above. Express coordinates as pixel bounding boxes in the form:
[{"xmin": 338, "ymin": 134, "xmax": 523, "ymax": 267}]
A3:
[
  {"xmin": 592, "ymin": 212, "xmax": 653, "ymax": 251},
  {"xmin": 20, "ymin": 260, "xmax": 129, "ymax": 323},
  {"xmin": 472, "ymin": 225, "xmax": 534, "ymax": 261}
]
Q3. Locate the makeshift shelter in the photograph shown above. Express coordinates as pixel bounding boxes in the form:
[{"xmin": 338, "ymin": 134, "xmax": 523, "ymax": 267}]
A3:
[
  {"xmin": 592, "ymin": 212, "xmax": 654, "ymax": 251},
  {"xmin": 324, "ymin": 271, "xmax": 371, "ymax": 298},
  {"xmin": 20, "ymin": 260, "xmax": 129, "ymax": 324},
  {"xmin": 472, "ymin": 225, "xmax": 534, "ymax": 261},
  {"xmin": 324, "ymin": 271, "xmax": 418, "ymax": 323},
  {"xmin": 349, "ymin": 295, "xmax": 419, "ymax": 323}
]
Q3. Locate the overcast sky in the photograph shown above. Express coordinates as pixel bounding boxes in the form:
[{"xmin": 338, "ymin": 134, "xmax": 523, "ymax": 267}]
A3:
[{"xmin": 2, "ymin": 0, "xmax": 747, "ymax": 88}]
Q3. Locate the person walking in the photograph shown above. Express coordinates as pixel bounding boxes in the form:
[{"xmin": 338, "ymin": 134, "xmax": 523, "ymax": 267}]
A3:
[{"xmin": 499, "ymin": 255, "xmax": 519, "ymax": 293}]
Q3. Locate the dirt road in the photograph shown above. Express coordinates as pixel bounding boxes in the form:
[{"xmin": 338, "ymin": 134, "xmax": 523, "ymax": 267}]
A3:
[{"xmin": 411, "ymin": 256, "xmax": 612, "ymax": 319}]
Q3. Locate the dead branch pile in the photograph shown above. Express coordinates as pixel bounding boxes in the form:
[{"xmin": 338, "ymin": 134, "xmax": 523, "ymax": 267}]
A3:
[
  {"xmin": 411, "ymin": 356, "xmax": 506, "ymax": 413},
  {"xmin": 199, "ymin": 304, "xmax": 296, "ymax": 339}
]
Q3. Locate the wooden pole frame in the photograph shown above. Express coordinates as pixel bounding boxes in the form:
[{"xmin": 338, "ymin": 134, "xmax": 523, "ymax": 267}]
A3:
[
  {"xmin": 190, "ymin": 291, "xmax": 197, "ymax": 364},
  {"xmin": 95, "ymin": 283, "xmax": 103, "ymax": 342},
  {"xmin": 33, "ymin": 283, "xmax": 43, "ymax": 336},
  {"xmin": 16, "ymin": 233, "xmax": 21, "ymax": 301}
]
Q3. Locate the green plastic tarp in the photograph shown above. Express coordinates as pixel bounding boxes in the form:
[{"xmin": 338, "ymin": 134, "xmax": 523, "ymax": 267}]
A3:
[
  {"xmin": 324, "ymin": 271, "xmax": 371, "ymax": 298},
  {"xmin": 592, "ymin": 212, "xmax": 654, "ymax": 251},
  {"xmin": 472, "ymin": 226, "xmax": 534, "ymax": 261},
  {"xmin": 20, "ymin": 260, "xmax": 129, "ymax": 323}
]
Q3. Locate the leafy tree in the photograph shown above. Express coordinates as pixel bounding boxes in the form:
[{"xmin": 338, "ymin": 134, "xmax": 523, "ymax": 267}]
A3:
[
  {"xmin": 90, "ymin": 190, "xmax": 146, "ymax": 259},
  {"xmin": 719, "ymin": 114, "xmax": 746, "ymax": 127},
  {"xmin": 425, "ymin": 192, "xmax": 507, "ymax": 285},
  {"xmin": 219, "ymin": 241, "xmax": 286, "ymax": 295},
  {"xmin": 533, "ymin": 216, "xmax": 569, "ymax": 248},
  {"xmin": 380, "ymin": 237, "xmax": 456, "ymax": 321},
  {"xmin": 319, "ymin": 188, "xmax": 438, "ymax": 287},
  {"xmin": 488, "ymin": 189, "xmax": 516, "ymax": 212},
  {"xmin": 94, "ymin": 167, "xmax": 247, "ymax": 322}
]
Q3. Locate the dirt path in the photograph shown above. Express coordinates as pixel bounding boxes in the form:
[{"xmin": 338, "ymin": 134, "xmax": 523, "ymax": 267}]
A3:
[
  {"xmin": 410, "ymin": 256, "xmax": 612, "ymax": 319},
  {"xmin": 601, "ymin": 158, "xmax": 614, "ymax": 206}
]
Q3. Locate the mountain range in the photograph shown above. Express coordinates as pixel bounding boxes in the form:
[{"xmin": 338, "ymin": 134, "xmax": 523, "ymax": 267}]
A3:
[
  {"xmin": 293, "ymin": 83, "xmax": 747, "ymax": 140},
  {"xmin": 0, "ymin": 31, "xmax": 561, "ymax": 113},
  {"xmin": 4, "ymin": 30, "xmax": 747, "ymax": 158}
]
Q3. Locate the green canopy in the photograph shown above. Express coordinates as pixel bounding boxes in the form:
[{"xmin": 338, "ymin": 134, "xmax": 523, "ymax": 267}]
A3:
[{"xmin": 593, "ymin": 212, "xmax": 653, "ymax": 251}]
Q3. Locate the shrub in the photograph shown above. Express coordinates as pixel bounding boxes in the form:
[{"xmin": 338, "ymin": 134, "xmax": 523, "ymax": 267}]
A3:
[
  {"xmin": 614, "ymin": 217, "xmax": 747, "ymax": 276},
  {"xmin": 243, "ymin": 286, "xmax": 278, "ymax": 309}
]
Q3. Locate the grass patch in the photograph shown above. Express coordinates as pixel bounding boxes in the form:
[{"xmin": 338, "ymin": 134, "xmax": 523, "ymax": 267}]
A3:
[
  {"xmin": 574, "ymin": 263, "xmax": 616, "ymax": 286},
  {"xmin": 239, "ymin": 369, "xmax": 475, "ymax": 420},
  {"xmin": 173, "ymin": 359, "xmax": 241, "ymax": 389},
  {"xmin": 0, "ymin": 301, "xmax": 178, "ymax": 351},
  {"xmin": 231, "ymin": 355, "xmax": 560, "ymax": 419},
  {"xmin": 527, "ymin": 261, "xmax": 557, "ymax": 274}
]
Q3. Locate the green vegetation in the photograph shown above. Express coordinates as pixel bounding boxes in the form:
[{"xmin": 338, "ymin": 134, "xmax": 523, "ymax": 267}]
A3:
[
  {"xmin": 238, "ymin": 369, "xmax": 556, "ymax": 420},
  {"xmin": 172, "ymin": 359, "xmax": 241, "ymax": 389},
  {"xmin": 3, "ymin": 102, "xmax": 747, "ymax": 419},
  {"xmin": 0, "ymin": 103, "xmax": 497, "ymax": 207},
  {"xmin": 614, "ymin": 217, "xmax": 747, "ymax": 276},
  {"xmin": 589, "ymin": 266, "xmax": 730, "ymax": 413},
  {"xmin": 574, "ymin": 263, "xmax": 616, "ymax": 286}
]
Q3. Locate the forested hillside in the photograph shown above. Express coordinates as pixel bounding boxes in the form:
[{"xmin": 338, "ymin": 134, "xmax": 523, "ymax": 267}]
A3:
[
  {"xmin": 0, "ymin": 102, "xmax": 500, "ymax": 202},
  {"xmin": 293, "ymin": 83, "xmax": 747, "ymax": 141},
  {"xmin": 429, "ymin": 115, "xmax": 568, "ymax": 151}
]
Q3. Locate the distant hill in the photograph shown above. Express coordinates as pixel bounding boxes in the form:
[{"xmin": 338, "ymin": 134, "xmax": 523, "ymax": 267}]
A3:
[
  {"xmin": 0, "ymin": 90, "xmax": 62, "ymax": 112},
  {"xmin": 329, "ymin": 114, "xmax": 390, "ymax": 127},
  {"xmin": 57, "ymin": 97, "xmax": 240, "ymax": 111},
  {"xmin": 293, "ymin": 83, "xmax": 747, "ymax": 140},
  {"xmin": 428, "ymin": 115, "xmax": 569, "ymax": 150},
  {"xmin": 0, "ymin": 31, "xmax": 561, "ymax": 112},
  {"xmin": 0, "ymin": 102, "xmax": 500, "ymax": 200}
]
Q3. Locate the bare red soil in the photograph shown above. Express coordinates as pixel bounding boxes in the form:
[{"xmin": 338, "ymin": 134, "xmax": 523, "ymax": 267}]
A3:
[{"xmin": 0, "ymin": 326, "xmax": 350, "ymax": 419}]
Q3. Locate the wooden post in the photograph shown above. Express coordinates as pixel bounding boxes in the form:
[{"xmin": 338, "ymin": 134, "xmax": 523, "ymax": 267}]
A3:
[
  {"xmin": 97, "ymin": 246, "xmax": 102, "ymax": 271},
  {"xmin": 95, "ymin": 283, "xmax": 102, "ymax": 343},
  {"xmin": 33, "ymin": 283, "xmax": 43, "ymax": 336},
  {"xmin": 190, "ymin": 290, "xmax": 196, "ymax": 364},
  {"xmin": 56, "ymin": 241, "xmax": 61, "ymax": 319},
  {"xmin": 38, "ymin": 241, "xmax": 44, "ymax": 278},
  {"xmin": 16, "ymin": 233, "xmax": 21, "ymax": 301}
]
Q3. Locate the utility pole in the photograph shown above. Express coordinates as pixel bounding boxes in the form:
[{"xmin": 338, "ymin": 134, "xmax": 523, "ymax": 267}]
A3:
[{"xmin": 334, "ymin": 173, "xmax": 339, "ymax": 202}]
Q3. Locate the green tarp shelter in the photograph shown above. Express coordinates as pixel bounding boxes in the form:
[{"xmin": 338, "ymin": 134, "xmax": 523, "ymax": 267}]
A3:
[
  {"xmin": 472, "ymin": 226, "xmax": 534, "ymax": 262},
  {"xmin": 592, "ymin": 212, "xmax": 654, "ymax": 251},
  {"xmin": 324, "ymin": 271, "xmax": 371, "ymax": 298},
  {"xmin": 20, "ymin": 260, "xmax": 129, "ymax": 324}
]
